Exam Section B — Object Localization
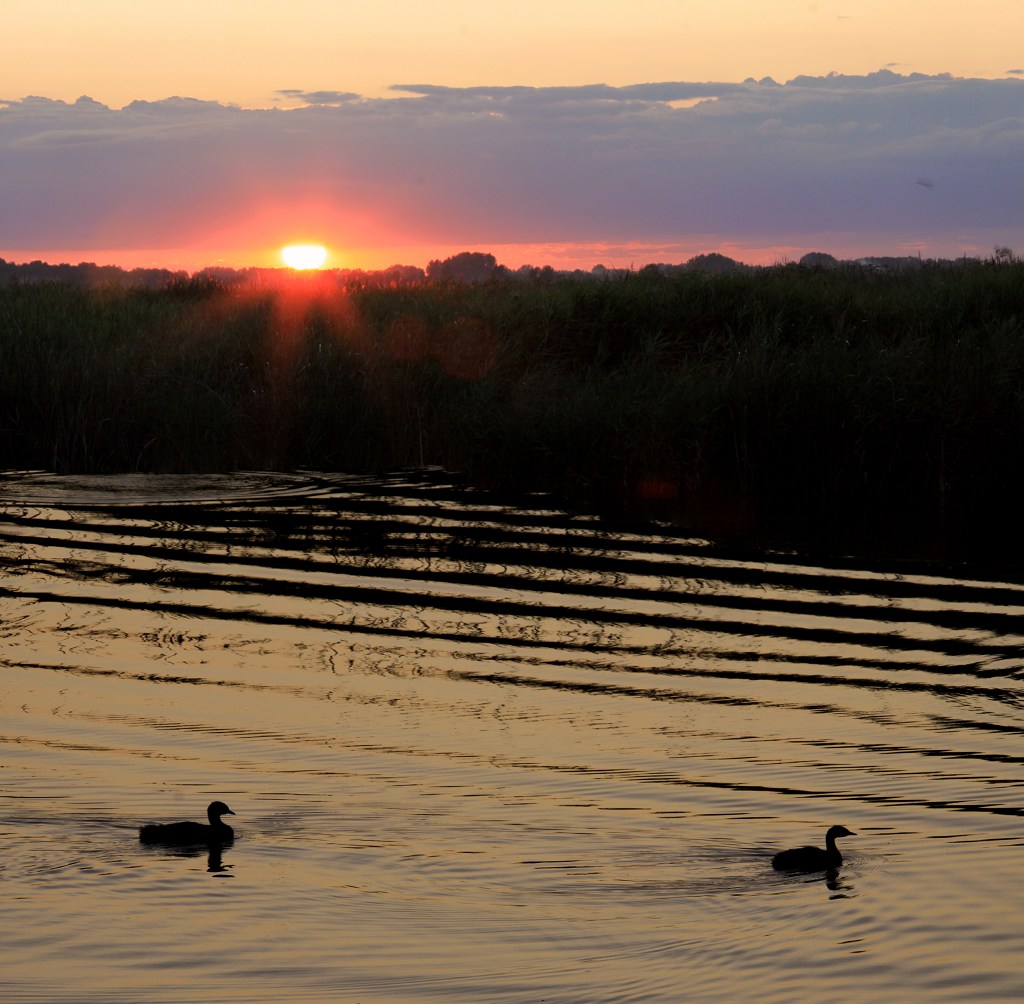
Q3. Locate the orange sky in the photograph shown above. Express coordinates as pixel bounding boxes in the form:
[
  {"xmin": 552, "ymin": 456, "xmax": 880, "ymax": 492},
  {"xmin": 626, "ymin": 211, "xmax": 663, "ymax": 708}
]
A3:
[{"xmin": 6, "ymin": 1, "xmax": 1020, "ymax": 109}]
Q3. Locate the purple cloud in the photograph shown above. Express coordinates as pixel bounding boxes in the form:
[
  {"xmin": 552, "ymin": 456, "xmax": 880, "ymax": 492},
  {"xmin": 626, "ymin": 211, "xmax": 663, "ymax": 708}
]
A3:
[
  {"xmin": 1, "ymin": 71, "xmax": 1021, "ymax": 260},
  {"xmin": 275, "ymin": 90, "xmax": 361, "ymax": 106}
]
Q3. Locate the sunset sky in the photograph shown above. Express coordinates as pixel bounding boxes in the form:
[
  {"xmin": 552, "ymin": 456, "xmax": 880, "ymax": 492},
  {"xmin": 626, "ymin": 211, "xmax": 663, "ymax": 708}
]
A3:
[{"xmin": 2, "ymin": 0, "xmax": 1021, "ymax": 271}]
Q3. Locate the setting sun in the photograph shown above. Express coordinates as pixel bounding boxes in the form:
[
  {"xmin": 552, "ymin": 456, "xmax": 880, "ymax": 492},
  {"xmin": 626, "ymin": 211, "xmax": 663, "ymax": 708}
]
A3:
[{"xmin": 281, "ymin": 244, "xmax": 328, "ymax": 270}]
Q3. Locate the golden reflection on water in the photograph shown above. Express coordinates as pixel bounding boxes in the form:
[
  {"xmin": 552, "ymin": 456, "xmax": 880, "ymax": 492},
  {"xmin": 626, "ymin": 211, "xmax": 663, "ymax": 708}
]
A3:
[{"xmin": 1, "ymin": 471, "xmax": 1022, "ymax": 1002}]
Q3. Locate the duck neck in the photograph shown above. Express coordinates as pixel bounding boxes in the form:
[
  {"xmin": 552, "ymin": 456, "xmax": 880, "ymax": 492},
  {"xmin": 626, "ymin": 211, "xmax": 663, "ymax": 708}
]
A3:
[{"xmin": 825, "ymin": 832, "xmax": 842, "ymax": 863}]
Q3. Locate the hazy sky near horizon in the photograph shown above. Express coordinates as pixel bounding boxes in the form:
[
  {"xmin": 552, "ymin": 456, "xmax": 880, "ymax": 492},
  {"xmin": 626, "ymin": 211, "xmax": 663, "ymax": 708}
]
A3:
[{"xmin": 1, "ymin": 0, "xmax": 1022, "ymax": 269}]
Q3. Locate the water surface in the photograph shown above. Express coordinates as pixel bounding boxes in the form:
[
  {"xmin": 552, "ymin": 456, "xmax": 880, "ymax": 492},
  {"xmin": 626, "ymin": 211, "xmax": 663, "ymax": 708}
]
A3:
[{"xmin": 1, "ymin": 470, "xmax": 1022, "ymax": 1002}]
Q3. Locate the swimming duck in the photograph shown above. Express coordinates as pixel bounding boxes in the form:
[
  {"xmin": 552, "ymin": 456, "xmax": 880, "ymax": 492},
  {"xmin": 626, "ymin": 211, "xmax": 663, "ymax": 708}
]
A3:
[
  {"xmin": 139, "ymin": 800, "xmax": 236, "ymax": 846},
  {"xmin": 772, "ymin": 824, "xmax": 855, "ymax": 872}
]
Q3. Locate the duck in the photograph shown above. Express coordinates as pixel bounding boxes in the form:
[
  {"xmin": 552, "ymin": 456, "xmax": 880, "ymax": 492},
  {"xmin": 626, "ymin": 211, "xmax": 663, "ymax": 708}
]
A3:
[
  {"xmin": 772, "ymin": 824, "xmax": 855, "ymax": 872},
  {"xmin": 139, "ymin": 800, "xmax": 236, "ymax": 846}
]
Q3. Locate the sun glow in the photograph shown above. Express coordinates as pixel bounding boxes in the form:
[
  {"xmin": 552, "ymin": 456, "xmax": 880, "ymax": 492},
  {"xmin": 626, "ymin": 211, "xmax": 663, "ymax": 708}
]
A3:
[{"xmin": 281, "ymin": 244, "xmax": 328, "ymax": 270}]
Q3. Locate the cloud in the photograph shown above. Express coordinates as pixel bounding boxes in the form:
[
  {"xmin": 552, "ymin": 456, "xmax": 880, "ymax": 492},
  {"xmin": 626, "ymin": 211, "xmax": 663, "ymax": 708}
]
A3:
[
  {"xmin": 1, "ymin": 71, "xmax": 1021, "ymax": 259},
  {"xmin": 390, "ymin": 81, "xmax": 742, "ymax": 104},
  {"xmin": 275, "ymin": 89, "xmax": 361, "ymax": 106}
]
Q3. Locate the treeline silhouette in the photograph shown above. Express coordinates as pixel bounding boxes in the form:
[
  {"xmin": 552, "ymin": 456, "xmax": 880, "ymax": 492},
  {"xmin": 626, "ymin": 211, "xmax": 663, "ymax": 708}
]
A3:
[
  {"xmin": 0, "ymin": 250, "xmax": 666, "ymax": 288},
  {"xmin": 1, "ymin": 248, "xmax": 958, "ymax": 289},
  {"xmin": 1, "ymin": 254, "xmax": 1022, "ymax": 560}
]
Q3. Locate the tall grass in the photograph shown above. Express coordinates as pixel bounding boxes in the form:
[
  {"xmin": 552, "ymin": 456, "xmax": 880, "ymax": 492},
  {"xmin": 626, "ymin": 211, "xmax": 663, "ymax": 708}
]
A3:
[{"xmin": 1, "ymin": 263, "xmax": 1022, "ymax": 556}]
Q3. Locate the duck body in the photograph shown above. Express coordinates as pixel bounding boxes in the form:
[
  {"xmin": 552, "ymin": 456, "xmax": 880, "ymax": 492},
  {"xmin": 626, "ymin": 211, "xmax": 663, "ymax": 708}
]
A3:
[
  {"xmin": 772, "ymin": 824, "xmax": 854, "ymax": 872},
  {"xmin": 139, "ymin": 800, "xmax": 235, "ymax": 846}
]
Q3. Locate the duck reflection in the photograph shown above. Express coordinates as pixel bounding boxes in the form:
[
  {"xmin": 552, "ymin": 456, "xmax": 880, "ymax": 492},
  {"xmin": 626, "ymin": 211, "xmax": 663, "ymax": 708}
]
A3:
[
  {"xmin": 206, "ymin": 845, "xmax": 232, "ymax": 875},
  {"xmin": 824, "ymin": 867, "xmax": 853, "ymax": 895},
  {"xmin": 141, "ymin": 840, "xmax": 234, "ymax": 876}
]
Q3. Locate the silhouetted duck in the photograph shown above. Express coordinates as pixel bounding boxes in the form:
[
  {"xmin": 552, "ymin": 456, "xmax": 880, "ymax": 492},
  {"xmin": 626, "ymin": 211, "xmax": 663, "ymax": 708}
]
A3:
[
  {"xmin": 139, "ymin": 801, "xmax": 235, "ymax": 846},
  {"xmin": 772, "ymin": 825, "xmax": 855, "ymax": 872}
]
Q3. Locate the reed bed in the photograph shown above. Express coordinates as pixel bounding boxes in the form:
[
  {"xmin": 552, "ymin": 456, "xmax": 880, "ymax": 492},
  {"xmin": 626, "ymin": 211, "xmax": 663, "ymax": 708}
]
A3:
[{"xmin": 1, "ymin": 263, "xmax": 1022, "ymax": 556}]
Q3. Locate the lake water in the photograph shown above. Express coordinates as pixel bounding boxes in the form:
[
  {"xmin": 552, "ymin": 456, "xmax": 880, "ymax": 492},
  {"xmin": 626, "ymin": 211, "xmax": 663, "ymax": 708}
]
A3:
[{"xmin": 1, "ymin": 470, "xmax": 1022, "ymax": 1003}]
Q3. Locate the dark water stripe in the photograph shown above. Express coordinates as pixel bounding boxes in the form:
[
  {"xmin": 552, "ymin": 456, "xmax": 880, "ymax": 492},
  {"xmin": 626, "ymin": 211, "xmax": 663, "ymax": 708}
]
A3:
[
  {"xmin": 4, "ymin": 465, "xmax": 1024, "ymax": 575},
  {"xmin": 5, "ymin": 527, "xmax": 1024, "ymax": 645},
  {"xmin": 489, "ymin": 653, "xmax": 1024, "ymax": 702},
  {"xmin": 6, "ymin": 480, "xmax": 1012, "ymax": 588},
  {"xmin": 2, "ymin": 518, "xmax": 1024, "ymax": 635},
  {"xmin": 2, "ymin": 575, "xmax": 1020, "ymax": 677},
  {"xmin": 4, "ymin": 659, "xmax": 313, "ymax": 694},
  {"xmin": 798, "ymin": 735, "xmax": 1024, "ymax": 767},
  {"xmin": 494, "ymin": 755, "xmax": 1024, "ymax": 818},
  {"xmin": 8, "ymin": 642, "xmax": 1013, "ymax": 708},
  {"xmin": 3, "ymin": 557, "xmax": 1022, "ymax": 682},
  {"xmin": 3, "ymin": 514, "xmax": 1021, "ymax": 624},
  {"xmin": 455, "ymin": 668, "xmax": 1019, "ymax": 727},
  {"xmin": 533, "ymin": 646, "xmax": 1024, "ymax": 685},
  {"xmin": 5, "ymin": 549, "xmax": 990, "ymax": 659}
]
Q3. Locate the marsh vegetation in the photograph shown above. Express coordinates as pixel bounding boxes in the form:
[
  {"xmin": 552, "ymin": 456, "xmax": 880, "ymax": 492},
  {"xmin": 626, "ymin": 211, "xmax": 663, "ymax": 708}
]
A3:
[{"xmin": 1, "ymin": 260, "xmax": 1022, "ymax": 557}]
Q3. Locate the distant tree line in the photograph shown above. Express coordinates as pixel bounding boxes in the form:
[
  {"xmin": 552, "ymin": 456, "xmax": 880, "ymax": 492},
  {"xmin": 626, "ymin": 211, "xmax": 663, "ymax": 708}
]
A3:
[
  {"xmin": 0, "ymin": 258, "xmax": 188, "ymax": 288},
  {"xmin": 1, "ymin": 246, "xmax": 1016, "ymax": 289}
]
